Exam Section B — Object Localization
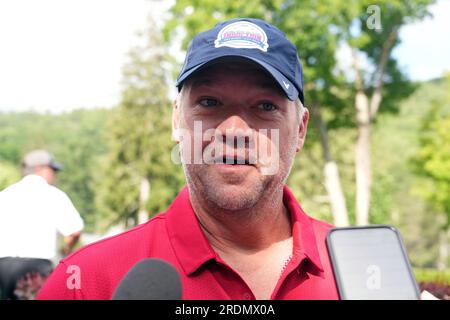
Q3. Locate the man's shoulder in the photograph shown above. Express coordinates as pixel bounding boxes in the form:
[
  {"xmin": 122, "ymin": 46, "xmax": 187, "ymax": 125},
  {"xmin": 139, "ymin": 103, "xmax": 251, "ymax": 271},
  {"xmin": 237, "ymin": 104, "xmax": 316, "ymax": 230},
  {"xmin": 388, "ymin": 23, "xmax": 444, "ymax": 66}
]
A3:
[
  {"xmin": 45, "ymin": 183, "xmax": 74, "ymax": 201},
  {"xmin": 63, "ymin": 213, "xmax": 169, "ymax": 266},
  {"xmin": 309, "ymin": 216, "xmax": 334, "ymax": 235},
  {"xmin": 0, "ymin": 180, "xmax": 27, "ymax": 210},
  {"xmin": 309, "ymin": 216, "xmax": 334, "ymax": 239},
  {"xmin": 0, "ymin": 179, "xmax": 22, "ymax": 196},
  {"xmin": 38, "ymin": 213, "xmax": 170, "ymax": 299}
]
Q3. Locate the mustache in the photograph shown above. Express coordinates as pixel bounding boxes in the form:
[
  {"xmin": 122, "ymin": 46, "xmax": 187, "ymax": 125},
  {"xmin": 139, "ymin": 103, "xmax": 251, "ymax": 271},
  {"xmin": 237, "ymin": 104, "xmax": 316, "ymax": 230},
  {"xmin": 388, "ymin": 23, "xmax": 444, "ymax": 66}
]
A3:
[
  {"xmin": 202, "ymin": 135, "xmax": 265, "ymax": 166},
  {"xmin": 203, "ymin": 144, "xmax": 258, "ymax": 165}
]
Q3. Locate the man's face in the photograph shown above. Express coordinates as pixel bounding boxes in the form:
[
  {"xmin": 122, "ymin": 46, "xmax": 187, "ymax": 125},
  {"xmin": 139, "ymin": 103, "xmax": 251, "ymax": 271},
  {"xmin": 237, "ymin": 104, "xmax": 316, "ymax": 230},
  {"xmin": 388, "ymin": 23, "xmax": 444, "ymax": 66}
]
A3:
[
  {"xmin": 174, "ymin": 59, "xmax": 308, "ymax": 211},
  {"xmin": 35, "ymin": 165, "xmax": 57, "ymax": 185}
]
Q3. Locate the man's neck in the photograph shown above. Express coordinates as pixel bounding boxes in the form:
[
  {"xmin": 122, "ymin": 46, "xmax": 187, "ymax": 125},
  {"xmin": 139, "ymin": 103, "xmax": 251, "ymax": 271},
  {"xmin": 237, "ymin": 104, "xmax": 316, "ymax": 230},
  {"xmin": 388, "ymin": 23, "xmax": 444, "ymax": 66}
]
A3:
[{"xmin": 190, "ymin": 187, "xmax": 292, "ymax": 254}]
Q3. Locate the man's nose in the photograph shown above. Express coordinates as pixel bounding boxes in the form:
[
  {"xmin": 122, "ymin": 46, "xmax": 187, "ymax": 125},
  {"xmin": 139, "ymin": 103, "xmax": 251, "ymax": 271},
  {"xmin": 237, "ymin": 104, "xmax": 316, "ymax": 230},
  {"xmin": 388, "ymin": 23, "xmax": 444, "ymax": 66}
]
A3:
[
  {"xmin": 216, "ymin": 114, "xmax": 253, "ymax": 139},
  {"xmin": 214, "ymin": 115, "xmax": 254, "ymax": 150},
  {"xmin": 216, "ymin": 114, "xmax": 252, "ymax": 132}
]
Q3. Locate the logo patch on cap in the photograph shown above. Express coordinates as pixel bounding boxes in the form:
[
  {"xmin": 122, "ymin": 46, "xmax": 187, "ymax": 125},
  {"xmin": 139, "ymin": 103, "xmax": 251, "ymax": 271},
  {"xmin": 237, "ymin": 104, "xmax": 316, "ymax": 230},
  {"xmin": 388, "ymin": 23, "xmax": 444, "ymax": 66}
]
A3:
[{"xmin": 214, "ymin": 21, "xmax": 269, "ymax": 52}]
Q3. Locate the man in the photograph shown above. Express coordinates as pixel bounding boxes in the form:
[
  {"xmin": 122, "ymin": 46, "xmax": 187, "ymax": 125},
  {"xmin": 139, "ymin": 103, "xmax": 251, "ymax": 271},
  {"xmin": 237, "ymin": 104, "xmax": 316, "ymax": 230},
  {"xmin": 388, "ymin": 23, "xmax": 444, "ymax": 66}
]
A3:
[
  {"xmin": 38, "ymin": 18, "xmax": 338, "ymax": 300},
  {"xmin": 0, "ymin": 149, "xmax": 84, "ymax": 299}
]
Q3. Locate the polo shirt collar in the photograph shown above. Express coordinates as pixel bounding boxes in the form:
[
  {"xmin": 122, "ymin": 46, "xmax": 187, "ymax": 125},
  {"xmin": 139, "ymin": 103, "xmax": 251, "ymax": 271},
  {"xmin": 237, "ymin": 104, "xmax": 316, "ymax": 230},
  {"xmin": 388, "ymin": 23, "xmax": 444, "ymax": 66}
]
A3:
[
  {"xmin": 22, "ymin": 174, "xmax": 48, "ymax": 185},
  {"xmin": 165, "ymin": 185, "xmax": 324, "ymax": 276},
  {"xmin": 283, "ymin": 186, "xmax": 324, "ymax": 275},
  {"xmin": 165, "ymin": 187, "xmax": 216, "ymax": 275}
]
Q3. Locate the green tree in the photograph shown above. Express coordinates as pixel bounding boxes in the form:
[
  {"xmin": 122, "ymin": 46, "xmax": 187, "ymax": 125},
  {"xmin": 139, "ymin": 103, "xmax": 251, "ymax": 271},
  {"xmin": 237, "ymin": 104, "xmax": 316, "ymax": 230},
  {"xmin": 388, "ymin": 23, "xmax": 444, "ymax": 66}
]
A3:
[
  {"xmin": 413, "ymin": 74, "xmax": 450, "ymax": 225},
  {"xmin": 346, "ymin": 0, "xmax": 434, "ymax": 225},
  {"xmin": 371, "ymin": 77, "xmax": 448, "ymax": 267},
  {"xmin": 0, "ymin": 161, "xmax": 20, "ymax": 191},
  {"xmin": 95, "ymin": 17, "xmax": 185, "ymax": 231},
  {"xmin": 50, "ymin": 109, "xmax": 110, "ymax": 231}
]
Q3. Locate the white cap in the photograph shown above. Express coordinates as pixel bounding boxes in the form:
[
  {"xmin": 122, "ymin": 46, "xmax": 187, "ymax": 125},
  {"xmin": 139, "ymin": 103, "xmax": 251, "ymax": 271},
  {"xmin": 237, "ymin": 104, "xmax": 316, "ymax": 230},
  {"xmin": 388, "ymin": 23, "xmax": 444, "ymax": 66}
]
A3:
[{"xmin": 22, "ymin": 149, "xmax": 63, "ymax": 171}]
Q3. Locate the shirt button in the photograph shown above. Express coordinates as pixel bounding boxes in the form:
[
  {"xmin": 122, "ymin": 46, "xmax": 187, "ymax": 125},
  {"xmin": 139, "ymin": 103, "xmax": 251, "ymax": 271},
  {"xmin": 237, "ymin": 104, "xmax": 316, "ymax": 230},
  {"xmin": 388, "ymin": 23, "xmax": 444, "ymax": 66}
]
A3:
[{"xmin": 243, "ymin": 293, "xmax": 252, "ymax": 300}]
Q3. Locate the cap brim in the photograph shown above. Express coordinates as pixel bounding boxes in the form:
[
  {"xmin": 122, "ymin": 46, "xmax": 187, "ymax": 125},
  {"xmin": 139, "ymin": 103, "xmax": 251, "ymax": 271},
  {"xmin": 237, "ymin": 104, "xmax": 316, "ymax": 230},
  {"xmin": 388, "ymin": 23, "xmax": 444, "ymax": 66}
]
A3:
[
  {"xmin": 50, "ymin": 162, "xmax": 63, "ymax": 171},
  {"xmin": 176, "ymin": 54, "xmax": 301, "ymax": 102}
]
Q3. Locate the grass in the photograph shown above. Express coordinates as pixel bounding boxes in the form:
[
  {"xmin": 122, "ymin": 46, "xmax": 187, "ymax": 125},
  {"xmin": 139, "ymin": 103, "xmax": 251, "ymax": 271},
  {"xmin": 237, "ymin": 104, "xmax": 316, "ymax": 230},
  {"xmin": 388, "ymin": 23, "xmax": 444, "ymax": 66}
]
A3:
[{"xmin": 414, "ymin": 268, "xmax": 450, "ymax": 285}]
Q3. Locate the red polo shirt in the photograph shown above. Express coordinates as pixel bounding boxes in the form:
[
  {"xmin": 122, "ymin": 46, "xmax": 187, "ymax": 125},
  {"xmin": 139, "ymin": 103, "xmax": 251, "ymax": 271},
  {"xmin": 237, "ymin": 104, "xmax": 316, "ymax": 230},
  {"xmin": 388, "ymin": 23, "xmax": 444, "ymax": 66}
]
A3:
[{"xmin": 37, "ymin": 186, "xmax": 338, "ymax": 300}]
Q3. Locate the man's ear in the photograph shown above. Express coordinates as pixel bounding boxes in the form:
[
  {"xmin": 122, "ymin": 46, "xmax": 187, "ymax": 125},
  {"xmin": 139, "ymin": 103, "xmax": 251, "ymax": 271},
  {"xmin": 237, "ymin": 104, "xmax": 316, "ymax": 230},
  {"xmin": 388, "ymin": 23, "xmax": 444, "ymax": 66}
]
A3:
[
  {"xmin": 172, "ymin": 96, "xmax": 181, "ymax": 143},
  {"xmin": 296, "ymin": 107, "xmax": 309, "ymax": 152}
]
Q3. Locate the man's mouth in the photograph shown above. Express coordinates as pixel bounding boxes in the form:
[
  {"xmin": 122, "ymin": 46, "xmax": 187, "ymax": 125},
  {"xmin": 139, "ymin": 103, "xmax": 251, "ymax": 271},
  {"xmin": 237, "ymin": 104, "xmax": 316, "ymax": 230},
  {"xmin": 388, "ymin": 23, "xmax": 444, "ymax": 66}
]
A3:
[{"xmin": 220, "ymin": 156, "xmax": 253, "ymax": 166}]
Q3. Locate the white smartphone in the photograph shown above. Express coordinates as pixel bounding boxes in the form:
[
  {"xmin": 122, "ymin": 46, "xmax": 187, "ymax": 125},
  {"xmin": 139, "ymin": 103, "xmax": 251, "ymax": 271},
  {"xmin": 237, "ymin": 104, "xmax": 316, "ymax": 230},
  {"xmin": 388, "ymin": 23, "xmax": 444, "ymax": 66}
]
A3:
[{"xmin": 326, "ymin": 225, "xmax": 420, "ymax": 300}]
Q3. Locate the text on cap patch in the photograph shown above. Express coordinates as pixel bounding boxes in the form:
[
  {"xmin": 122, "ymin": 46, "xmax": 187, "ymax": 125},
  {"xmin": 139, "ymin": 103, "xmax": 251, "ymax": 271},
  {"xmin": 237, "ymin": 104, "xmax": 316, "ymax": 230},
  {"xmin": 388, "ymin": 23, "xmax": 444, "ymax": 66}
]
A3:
[{"xmin": 214, "ymin": 21, "xmax": 269, "ymax": 52}]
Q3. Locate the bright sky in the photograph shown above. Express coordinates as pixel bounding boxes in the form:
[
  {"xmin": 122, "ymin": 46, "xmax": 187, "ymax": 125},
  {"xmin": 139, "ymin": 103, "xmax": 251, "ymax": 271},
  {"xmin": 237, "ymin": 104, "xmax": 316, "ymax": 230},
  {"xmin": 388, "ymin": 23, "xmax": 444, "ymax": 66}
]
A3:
[
  {"xmin": 393, "ymin": 0, "xmax": 450, "ymax": 81},
  {"xmin": 0, "ymin": 0, "xmax": 449, "ymax": 113}
]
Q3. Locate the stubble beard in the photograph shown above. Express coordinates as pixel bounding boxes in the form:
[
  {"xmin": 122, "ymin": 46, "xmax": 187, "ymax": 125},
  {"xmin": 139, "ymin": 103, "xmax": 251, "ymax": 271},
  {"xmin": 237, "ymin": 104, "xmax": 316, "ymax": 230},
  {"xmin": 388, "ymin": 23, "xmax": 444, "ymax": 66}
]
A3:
[{"xmin": 182, "ymin": 141, "xmax": 297, "ymax": 215}]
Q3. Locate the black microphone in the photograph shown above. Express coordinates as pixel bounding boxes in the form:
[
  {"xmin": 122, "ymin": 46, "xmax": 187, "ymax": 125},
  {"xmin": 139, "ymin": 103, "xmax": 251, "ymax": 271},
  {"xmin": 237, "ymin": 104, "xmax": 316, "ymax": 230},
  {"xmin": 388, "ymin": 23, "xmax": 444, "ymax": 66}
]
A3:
[{"xmin": 112, "ymin": 258, "xmax": 182, "ymax": 300}]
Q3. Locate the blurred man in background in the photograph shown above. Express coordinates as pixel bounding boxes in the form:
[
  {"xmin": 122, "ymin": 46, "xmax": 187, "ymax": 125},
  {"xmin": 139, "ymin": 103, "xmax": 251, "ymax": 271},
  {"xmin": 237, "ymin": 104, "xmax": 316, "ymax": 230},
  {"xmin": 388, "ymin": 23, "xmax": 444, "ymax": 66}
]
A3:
[{"xmin": 0, "ymin": 149, "xmax": 84, "ymax": 299}]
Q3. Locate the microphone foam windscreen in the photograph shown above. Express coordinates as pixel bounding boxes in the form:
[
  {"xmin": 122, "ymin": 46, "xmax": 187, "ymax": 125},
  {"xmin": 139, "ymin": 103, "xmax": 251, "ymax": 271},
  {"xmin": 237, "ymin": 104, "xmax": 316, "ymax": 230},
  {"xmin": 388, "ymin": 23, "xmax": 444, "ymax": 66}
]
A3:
[{"xmin": 112, "ymin": 258, "xmax": 182, "ymax": 300}]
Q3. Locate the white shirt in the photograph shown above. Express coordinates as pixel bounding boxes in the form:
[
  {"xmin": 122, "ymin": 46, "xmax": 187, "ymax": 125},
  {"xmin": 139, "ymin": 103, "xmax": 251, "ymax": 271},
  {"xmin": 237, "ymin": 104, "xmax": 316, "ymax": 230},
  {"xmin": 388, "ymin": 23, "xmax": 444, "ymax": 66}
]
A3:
[{"xmin": 0, "ymin": 175, "xmax": 84, "ymax": 260}]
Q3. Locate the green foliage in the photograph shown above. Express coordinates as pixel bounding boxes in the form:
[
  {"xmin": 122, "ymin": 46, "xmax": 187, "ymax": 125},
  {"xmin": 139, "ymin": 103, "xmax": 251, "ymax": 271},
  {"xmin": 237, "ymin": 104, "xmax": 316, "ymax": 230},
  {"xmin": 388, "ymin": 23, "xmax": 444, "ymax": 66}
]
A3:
[
  {"xmin": 0, "ymin": 161, "xmax": 20, "ymax": 191},
  {"xmin": 412, "ymin": 74, "xmax": 450, "ymax": 225},
  {"xmin": 414, "ymin": 268, "xmax": 450, "ymax": 285},
  {"xmin": 51, "ymin": 109, "xmax": 110, "ymax": 231},
  {"xmin": 95, "ymin": 17, "xmax": 185, "ymax": 231},
  {"xmin": 0, "ymin": 112, "xmax": 54, "ymax": 164},
  {"xmin": 371, "ymin": 78, "xmax": 450, "ymax": 267},
  {"xmin": 347, "ymin": 0, "xmax": 432, "ymax": 115}
]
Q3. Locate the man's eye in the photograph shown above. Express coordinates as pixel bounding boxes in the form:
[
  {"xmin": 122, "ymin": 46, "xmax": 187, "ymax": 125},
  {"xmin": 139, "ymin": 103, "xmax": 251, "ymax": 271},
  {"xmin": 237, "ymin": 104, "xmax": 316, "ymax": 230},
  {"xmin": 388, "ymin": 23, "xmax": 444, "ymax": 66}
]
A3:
[
  {"xmin": 199, "ymin": 98, "xmax": 219, "ymax": 107},
  {"xmin": 259, "ymin": 102, "xmax": 277, "ymax": 112}
]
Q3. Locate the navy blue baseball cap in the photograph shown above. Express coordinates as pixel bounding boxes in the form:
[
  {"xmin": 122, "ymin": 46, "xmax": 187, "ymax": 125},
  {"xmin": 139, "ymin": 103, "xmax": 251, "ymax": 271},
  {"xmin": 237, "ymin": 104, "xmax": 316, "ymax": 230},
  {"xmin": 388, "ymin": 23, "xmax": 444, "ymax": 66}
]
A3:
[{"xmin": 176, "ymin": 18, "xmax": 304, "ymax": 103}]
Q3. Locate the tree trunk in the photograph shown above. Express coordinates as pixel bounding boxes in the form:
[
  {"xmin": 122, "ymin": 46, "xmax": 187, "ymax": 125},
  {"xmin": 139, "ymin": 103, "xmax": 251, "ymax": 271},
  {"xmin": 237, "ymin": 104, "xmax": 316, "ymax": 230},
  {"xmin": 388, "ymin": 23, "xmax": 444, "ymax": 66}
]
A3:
[
  {"xmin": 324, "ymin": 162, "xmax": 350, "ymax": 226},
  {"xmin": 353, "ymin": 47, "xmax": 372, "ymax": 226},
  {"xmin": 354, "ymin": 26, "xmax": 399, "ymax": 226},
  {"xmin": 438, "ymin": 229, "xmax": 449, "ymax": 270},
  {"xmin": 138, "ymin": 177, "xmax": 150, "ymax": 225},
  {"xmin": 355, "ymin": 87, "xmax": 372, "ymax": 226},
  {"xmin": 310, "ymin": 104, "xmax": 349, "ymax": 226}
]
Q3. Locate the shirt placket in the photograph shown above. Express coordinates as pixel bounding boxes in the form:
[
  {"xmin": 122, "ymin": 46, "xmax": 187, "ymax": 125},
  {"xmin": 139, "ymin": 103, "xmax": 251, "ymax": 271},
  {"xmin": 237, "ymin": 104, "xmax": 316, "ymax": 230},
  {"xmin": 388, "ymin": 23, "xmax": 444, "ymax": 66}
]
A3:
[
  {"xmin": 270, "ymin": 248, "xmax": 309, "ymax": 299},
  {"xmin": 213, "ymin": 256, "xmax": 257, "ymax": 300}
]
